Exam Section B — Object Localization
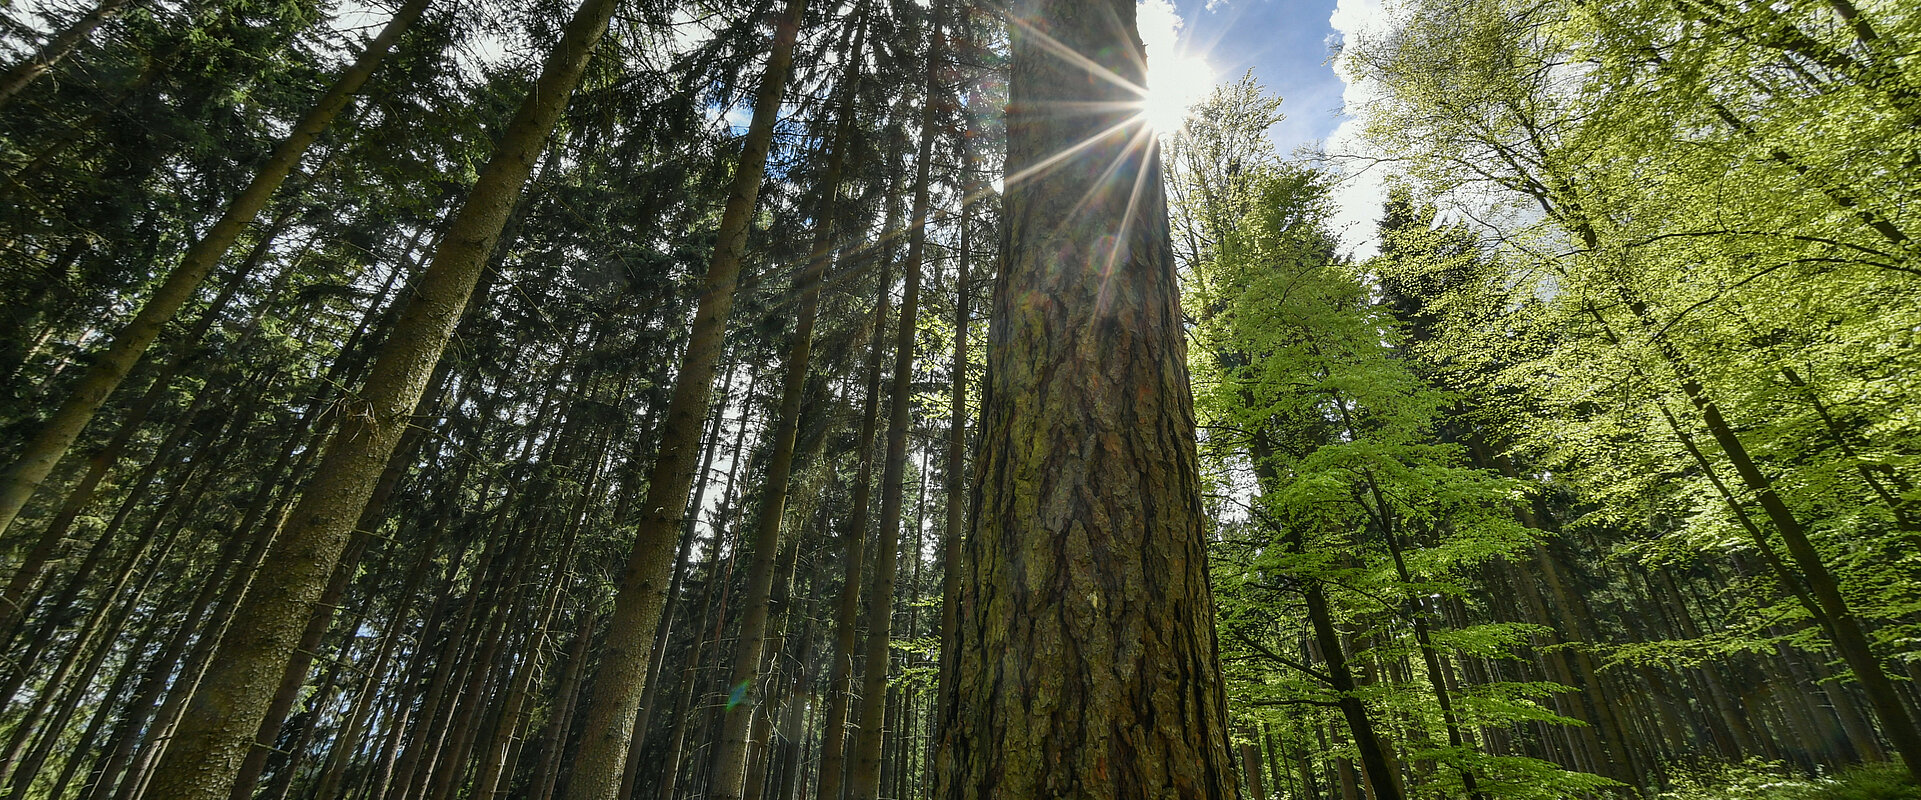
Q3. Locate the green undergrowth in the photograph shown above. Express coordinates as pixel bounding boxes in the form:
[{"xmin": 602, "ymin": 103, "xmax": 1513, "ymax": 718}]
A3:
[{"xmin": 1659, "ymin": 760, "xmax": 1918, "ymax": 800}]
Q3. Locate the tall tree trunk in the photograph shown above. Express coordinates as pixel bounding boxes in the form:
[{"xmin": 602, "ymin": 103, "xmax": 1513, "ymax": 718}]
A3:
[
  {"xmin": 40, "ymin": 597, "xmax": 164, "ymax": 800},
  {"xmin": 309, "ymin": 534, "xmax": 447, "ymax": 800},
  {"xmin": 620, "ymin": 359, "xmax": 740, "ymax": 799},
  {"xmin": 1238, "ymin": 733, "xmax": 1267, "ymax": 800},
  {"xmin": 227, "ymin": 533, "xmax": 377, "ymax": 800},
  {"xmin": 707, "ymin": 19, "xmax": 865, "ymax": 792},
  {"xmin": 529, "ymin": 606, "xmax": 597, "ymax": 800},
  {"xmin": 935, "ymin": 1, "xmax": 1238, "ymax": 798},
  {"xmin": 653, "ymin": 378, "xmax": 758, "ymax": 800},
  {"xmin": 933, "ymin": 73, "xmax": 980, "ymax": 750},
  {"xmin": 562, "ymin": 1, "xmax": 808, "ymax": 795},
  {"xmin": 1367, "ymin": 483, "xmax": 1484, "ymax": 800},
  {"xmin": 0, "ymin": 0, "xmax": 431, "ymax": 539},
  {"xmin": 848, "ymin": 13, "xmax": 941, "ymax": 795},
  {"xmin": 139, "ymin": 0, "xmax": 616, "ymax": 793},
  {"xmin": 813, "ymin": 237, "xmax": 897, "ymax": 800}
]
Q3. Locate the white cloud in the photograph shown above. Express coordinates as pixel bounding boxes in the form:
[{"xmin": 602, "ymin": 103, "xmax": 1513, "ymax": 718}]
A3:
[
  {"xmin": 1325, "ymin": 0, "xmax": 1392, "ymax": 260},
  {"xmin": 1137, "ymin": 0, "xmax": 1185, "ymax": 70}
]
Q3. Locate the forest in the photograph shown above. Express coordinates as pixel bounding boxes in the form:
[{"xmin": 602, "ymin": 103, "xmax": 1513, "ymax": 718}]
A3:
[{"xmin": 0, "ymin": 0, "xmax": 1917, "ymax": 798}]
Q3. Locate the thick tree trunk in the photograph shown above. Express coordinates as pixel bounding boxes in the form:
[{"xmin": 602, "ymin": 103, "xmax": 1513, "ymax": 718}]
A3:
[
  {"xmin": 227, "ymin": 533, "xmax": 377, "ymax": 799},
  {"xmin": 935, "ymin": 1, "xmax": 1239, "ymax": 798},
  {"xmin": 561, "ymin": 3, "xmax": 808, "ymax": 795},
  {"xmin": 139, "ymin": 0, "xmax": 615, "ymax": 793},
  {"xmin": 0, "ymin": 0, "xmax": 431, "ymax": 539}
]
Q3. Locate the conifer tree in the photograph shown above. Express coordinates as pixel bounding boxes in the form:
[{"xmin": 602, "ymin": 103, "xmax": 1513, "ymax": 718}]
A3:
[{"xmin": 937, "ymin": 2, "xmax": 1239, "ymax": 797}]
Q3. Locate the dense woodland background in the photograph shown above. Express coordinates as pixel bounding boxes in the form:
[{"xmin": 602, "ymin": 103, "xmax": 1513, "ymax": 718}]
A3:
[{"xmin": 0, "ymin": 0, "xmax": 1917, "ymax": 798}]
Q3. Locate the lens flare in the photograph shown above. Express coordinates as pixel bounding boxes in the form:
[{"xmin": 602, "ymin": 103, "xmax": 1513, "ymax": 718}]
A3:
[{"xmin": 1139, "ymin": 52, "xmax": 1216, "ymax": 133}]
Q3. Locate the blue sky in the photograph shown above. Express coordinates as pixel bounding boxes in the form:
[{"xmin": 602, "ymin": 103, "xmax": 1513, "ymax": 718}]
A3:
[
  {"xmin": 1152, "ymin": 0, "xmax": 1350, "ymax": 156},
  {"xmin": 1141, "ymin": 0, "xmax": 1392, "ymax": 256}
]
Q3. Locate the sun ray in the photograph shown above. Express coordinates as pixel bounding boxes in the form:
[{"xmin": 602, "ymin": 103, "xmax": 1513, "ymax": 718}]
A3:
[
  {"xmin": 1001, "ymin": 13, "xmax": 1150, "ymax": 100},
  {"xmin": 1002, "ymin": 115, "xmax": 1148, "ymax": 191}
]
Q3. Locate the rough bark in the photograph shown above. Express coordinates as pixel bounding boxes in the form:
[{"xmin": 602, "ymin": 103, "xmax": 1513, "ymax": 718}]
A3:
[{"xmin": 936, "ymin": 1, "xmax": 1239, "ymax": 798}]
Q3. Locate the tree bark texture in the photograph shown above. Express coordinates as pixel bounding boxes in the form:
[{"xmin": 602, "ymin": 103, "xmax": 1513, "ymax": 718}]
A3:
[{"xmin": 936, "ymin": 1, "xmax": 1239, "ymax": 798}]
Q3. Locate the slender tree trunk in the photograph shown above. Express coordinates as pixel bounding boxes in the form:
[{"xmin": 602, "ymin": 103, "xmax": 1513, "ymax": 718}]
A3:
[
  {"xmin": 1778, "ymin": 365, "xmax": 1918, "ymax": 531},
  {"xmin": 1369, "ymin": 488, "xmax": 1483, "ymax": 800},
  {"xmin": 707, "ymin": 23, "xmax": 865, "ymax": 791},
  {"xmin": 140, "ymin": 0, "xmax": 615, "ymax": 793},
  {"xmin": 0, "ymin": 0, "xmax": 431, "ymax": 539},
  {"xmin": 104, "ymin": 477, "xmax": 281, "ymax": 800},
  {"xmin": 814, "ymin": 242, "xmax": 897, "ymax": 800},
  {"xmin": 0, "ymin": 206, "xmax": 311, "ymax": 639},
  {"xmin": 0, "ymin": 0, "xmax": 138, "ymax": 109},
  {"xmin": 772, "ymin": 588, "xmax": 821, "ymax": 800},
  {"xmin": 620, "ymin": 359, "xmax": 740, "ymax": 798},
  {"xmin": 1, "ymin": 510, "xmax": 183, "ymax": 794},
  {"xmin": 933, "ymin": 74, "xmax": 979, "ymax": 751},
  {"xmin": 1606, "ymin": 286, "xmax": 1921, "ymax": 779},
  {"xmin": 40, "ymin": 597, "xmax": 165, "ymax": 800},
  {"xmin": 849, "ymin": 16, "xmax": 942, "ymax": 795},
  {"xmin": 562, "ymin": 2, "xmax": 808, "ymax": 795},
  {"xmin": 935, "ymin": 1, "xmax": 1238, "ymax": 797},
  {"xmin": 653, "ymin": 378, "xmax": 758, "ymax": 800},
  {"xmin": 309, "ymin": 536, "xmax": 446, "ymax": 800},
  {"xmin": 529, "ymin": 607, "xmax": 597, "ymax": 800},
  {"xmin": 1238, "ymin": 732, "xmax": 1267, "ymax": 800}
]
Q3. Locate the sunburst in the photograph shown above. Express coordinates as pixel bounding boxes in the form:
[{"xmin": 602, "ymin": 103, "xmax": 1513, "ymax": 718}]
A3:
[{"xmin": 1138, "ymin": 51, "xmax": 1216, "ymax": 133}]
